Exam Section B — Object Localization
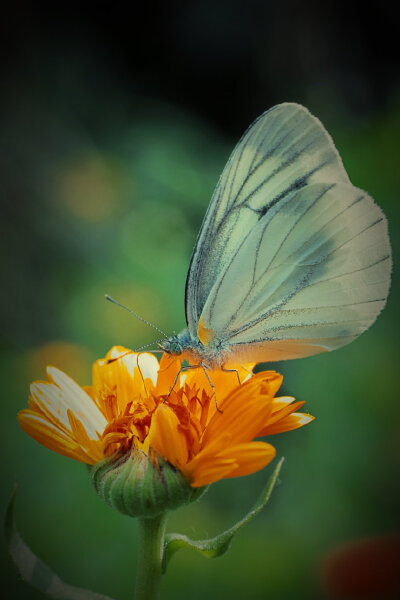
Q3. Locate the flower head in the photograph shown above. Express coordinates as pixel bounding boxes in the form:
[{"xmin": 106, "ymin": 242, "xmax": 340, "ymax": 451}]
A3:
[{"xmin": 18, "ymin": 346, "xmax": 313, "ymax": 488}]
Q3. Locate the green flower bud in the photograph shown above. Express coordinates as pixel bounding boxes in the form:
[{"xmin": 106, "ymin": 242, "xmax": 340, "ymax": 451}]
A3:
[{"xmin": 90, "ymin": 448, "xmax": 207, "ymax": 518}]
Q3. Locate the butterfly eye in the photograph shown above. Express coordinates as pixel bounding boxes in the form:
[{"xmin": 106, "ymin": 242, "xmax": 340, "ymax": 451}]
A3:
[
  {"xmin": 171, "ymin": 340, "xmax": 182, "ymax": 354},
  {"xmin": 158, "ymin": 339, "xmax": 175, "ymax": 354}
]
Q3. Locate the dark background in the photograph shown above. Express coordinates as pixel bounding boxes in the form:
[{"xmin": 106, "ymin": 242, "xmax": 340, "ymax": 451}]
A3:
[{"xmin": 1, "ymin": 2, "xmax": 399, "ymax": 599}]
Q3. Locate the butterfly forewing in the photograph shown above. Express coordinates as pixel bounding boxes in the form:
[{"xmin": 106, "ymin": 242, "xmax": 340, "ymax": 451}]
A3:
[{"xmin": 185, "ymin": 103, "xmax": 351, "ymax": 339}]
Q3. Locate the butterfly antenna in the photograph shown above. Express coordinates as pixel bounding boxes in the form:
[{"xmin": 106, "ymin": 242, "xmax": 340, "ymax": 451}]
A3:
[
  {"xmin": 105, "ymin": 294, "xmax": 168, "ymax": 338},
  {"xmin": 133, "ymin": 339, "xmax": 165, "ymax": 352}
]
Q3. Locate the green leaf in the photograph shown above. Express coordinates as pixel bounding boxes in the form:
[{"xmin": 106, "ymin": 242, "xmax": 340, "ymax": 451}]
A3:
[
  {"xmin": 5, "ymin": 486, "xmax": 115, "ymax": 600},
  {"xmin": 162, "ymin": 457, "xmax": 284, "ymax": 572}
]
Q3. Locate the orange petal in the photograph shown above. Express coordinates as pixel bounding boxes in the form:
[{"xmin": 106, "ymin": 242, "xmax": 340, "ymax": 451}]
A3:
[
  {"xmin": 146, "ymin": 404, "xmax": 189, "ymax": 468},
  {"xmin": 187, "ymin": 441, "xmax": 276, "ymax": 486},
  {"xmin": 258, "ymin": 371, "xmax": 284, "ymax": 397},
  {"xmin": 156, "ymin": 354, "xmax": 182, "ymax": 396},
  {"xmin": 187, "ymin": 431, "xmax": 233, "ymax": 468},
  {"xmin": 261, "ymin": 412, "xmax": 314, "ymax": 436},
  {"xmin": 206, "ymin": 365, "xmax": 255, "ymax": 403},
  {"xmin": 186, "ymin": 456, "xmax": 238, "ymax": 488},
  {"xmin": 271, "ymin": 396, "xmax": 301, "ymax": 414},
  {"xmin": 183, "ymin": 364, "xmax": 255, "ymax": 409},
  {"xmin": 257, "ymin": 398, "xmax": 308, "ymax": 436},
  {"xmin": 269, "ymin": 398, "xmax": 305, "ymax": 420},
  {"xmin": 202, "ymin": 380, "xmax": 273, "ymax": 448},
  {"xmin": 215, "ymin": 441, "xmax": 276, "ymax": 478},
  {"xmin": 182, "ymin": 365, "xmax": 215, "ymax": 396}
]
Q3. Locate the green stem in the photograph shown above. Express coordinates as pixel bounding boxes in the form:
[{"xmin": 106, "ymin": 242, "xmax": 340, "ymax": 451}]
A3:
[{"xmin": 134, "ymin": 514, "xmax": 168, "ymax": 600}]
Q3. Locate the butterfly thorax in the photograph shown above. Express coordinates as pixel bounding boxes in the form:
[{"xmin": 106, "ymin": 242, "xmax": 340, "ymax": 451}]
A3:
[{"xmin": 160, "ymin": 329, "xmax": 228, "ymax": 369}]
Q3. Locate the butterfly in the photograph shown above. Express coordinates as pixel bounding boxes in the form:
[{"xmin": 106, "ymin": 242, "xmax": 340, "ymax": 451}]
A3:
[{"xmin": 160, "ymin": 103, "xmax": 391, "ymax": 370}]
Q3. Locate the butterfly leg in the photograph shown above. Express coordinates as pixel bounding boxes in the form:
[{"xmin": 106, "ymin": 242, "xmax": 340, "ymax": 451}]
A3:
[
  {"xmin": 220, "ymin": 367, "xmax": 241, "ymax": 385},
  {"xmin": 201, "ymin": 363, "xmax": 223, "ymax": 413},
  {"xmin": 163, "ymin": 364, "xmax": 200, "ymax": 403}
]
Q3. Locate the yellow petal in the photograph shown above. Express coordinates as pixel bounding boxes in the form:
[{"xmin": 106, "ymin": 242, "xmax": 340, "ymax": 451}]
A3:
[
  {"xmin": 93, "ymin": 348, "xmax": 158, "ymax": 413},
  {"xmin": 46, "ymin": 367, "xmax": 107, "ymax": 437},
  {"xmin": 67, "ymin": 410, "xmax": 104, "ymax": 463},
  {"xmin": 130, "ymin": 352, "xmax": 159, "ymax": 387},
  {"xmin": 18, "ymin": 410, "xmax": 94, "ymax": 464},
  {"xmin": 29, "ymin": 382, "xmax": 72, "ymax": 434}
]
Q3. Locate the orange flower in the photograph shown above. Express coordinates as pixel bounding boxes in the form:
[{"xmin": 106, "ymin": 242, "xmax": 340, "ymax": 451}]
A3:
[{"xmin": 18, "ymin": 346, "xmax": 313, "ymax": 487}]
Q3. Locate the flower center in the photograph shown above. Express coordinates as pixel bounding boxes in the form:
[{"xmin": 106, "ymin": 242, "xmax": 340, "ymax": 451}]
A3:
[{"xmin": 100, "ymin": 383, "xmax": 212, "ymax": 460}]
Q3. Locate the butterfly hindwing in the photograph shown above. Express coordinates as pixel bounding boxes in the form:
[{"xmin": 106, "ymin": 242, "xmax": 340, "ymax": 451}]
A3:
[{"xmin": 198, "ymin": 181, "xmax": 391, "ymax": 362}]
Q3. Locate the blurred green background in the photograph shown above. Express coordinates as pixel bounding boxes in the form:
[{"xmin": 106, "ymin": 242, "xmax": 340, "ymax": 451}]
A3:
[{"xmin": 1, "ymin": 2, "xmax": 399, "ymax": 599}]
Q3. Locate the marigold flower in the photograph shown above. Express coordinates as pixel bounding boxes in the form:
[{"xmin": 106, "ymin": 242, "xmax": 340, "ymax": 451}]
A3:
[{"xmin": 18, "ymin": 346, "xmax": 313, "ymax": 488}]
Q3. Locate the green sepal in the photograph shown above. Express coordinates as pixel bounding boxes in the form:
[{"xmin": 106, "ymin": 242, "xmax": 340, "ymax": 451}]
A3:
[
  {"xmin": 162, "ymin": 457, "xmax": 284, "ymax": 573},
  {"xmin": 90, "ymin": 449, "xmax": 207, "ymax": 519},
  {"xmin": 5, "ymin": 486, "xmax": 115, "ymax": 600}
]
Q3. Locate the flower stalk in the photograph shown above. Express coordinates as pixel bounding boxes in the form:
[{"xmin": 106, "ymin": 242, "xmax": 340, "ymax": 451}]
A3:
[{"xmin": 135, "ymin": 514, "xmax": 168, "ymax": 600}]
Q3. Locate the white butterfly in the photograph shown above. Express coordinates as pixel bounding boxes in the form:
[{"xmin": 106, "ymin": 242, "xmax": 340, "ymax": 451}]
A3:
[{"xmin": 160, "ymin": 103, "xmax": 391, "ymax": 369}]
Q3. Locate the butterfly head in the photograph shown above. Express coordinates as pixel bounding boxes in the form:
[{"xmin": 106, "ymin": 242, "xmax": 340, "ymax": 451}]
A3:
[
  {"xmin": 159, "ymin": 329, "xmax": 202, "ymax": 363},
  {"xmin": 158, "ymin": 333, "xmax": 185, "ymax": 357}
]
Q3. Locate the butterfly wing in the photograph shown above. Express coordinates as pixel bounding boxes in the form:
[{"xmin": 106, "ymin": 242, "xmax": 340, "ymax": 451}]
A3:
[
  {"xmin": 185, "ymin": 103, "xmax": 351, "ymax": 339},
  {"xmin": 197, "ymin": 181, "xmax": 391, "ymax": 363}
]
